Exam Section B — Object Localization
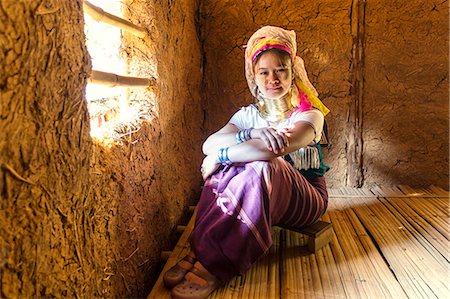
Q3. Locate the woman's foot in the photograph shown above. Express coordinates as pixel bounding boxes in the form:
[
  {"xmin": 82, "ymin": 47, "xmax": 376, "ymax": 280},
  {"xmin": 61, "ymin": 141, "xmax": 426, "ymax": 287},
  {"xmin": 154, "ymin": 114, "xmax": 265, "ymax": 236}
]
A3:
[
  {"xmin": 163, "ymin": 252, "xmax": 196, "ymax": 289},
  {"xmin": 171, "ymin": 261, "xmax": 221, "ymax": 299}
]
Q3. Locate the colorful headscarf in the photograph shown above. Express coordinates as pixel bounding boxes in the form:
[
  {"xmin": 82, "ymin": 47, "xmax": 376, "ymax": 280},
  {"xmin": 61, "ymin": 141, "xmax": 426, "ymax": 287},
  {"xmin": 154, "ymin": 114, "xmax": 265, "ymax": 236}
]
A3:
[{"xmin": 244, "ymin": 26, "xmax": 330, "ymax": 116}]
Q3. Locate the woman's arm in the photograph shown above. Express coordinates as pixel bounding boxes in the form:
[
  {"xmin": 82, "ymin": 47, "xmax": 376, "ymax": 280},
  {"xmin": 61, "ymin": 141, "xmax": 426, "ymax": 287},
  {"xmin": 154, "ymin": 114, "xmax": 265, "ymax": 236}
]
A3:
[
  {"xmin": 203, "ymin": 123, "xmax": 290, "ymax": 156},
  {"xmin": 227, "ymin": 122, "xmax": 316, "ymax": 162},
  {"xmin": 201, "ymin": 121, "xmax": 316, "ymax": 179},
  {"xmin": 202, "ymin": 123, "xmax": 240, "ymax": 156}
]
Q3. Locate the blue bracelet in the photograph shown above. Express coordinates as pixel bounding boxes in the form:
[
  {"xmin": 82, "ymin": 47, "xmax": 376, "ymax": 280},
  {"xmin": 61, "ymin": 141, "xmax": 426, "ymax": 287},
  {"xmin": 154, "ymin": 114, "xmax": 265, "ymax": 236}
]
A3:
[
  {"xmin": 218, "ymin": 147, "xmax": 231, "ymax": 165},
  {"xmin": 235, "ymin": 128, "xmax": 253, "ymax": 144}
]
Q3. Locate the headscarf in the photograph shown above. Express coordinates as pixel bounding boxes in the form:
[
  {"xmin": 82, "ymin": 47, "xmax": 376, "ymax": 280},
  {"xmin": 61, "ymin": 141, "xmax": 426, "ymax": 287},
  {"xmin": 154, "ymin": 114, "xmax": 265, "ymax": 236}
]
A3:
[{"xmin": 244, "ymin": 26, "xmax": 330, "ymax": 116}]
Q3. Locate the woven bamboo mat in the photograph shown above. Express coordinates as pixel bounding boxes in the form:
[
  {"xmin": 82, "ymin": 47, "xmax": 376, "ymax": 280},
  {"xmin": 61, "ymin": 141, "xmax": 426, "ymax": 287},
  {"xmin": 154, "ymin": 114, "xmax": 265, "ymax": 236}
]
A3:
[{"xmin": 148, "ymin": 186, "xmax": 449, "ymax": 299}]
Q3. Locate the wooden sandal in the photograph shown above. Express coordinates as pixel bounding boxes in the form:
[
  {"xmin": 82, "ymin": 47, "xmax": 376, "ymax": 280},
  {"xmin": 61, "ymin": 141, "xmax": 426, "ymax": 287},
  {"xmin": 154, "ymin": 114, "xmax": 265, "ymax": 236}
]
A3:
[
  {"xmin": 163, "ymin": 254, "xmax": 196, "ymax": 289},
  {"xmin": 171, "ymin": 265, "xmax": 221, "ymax": 299}
]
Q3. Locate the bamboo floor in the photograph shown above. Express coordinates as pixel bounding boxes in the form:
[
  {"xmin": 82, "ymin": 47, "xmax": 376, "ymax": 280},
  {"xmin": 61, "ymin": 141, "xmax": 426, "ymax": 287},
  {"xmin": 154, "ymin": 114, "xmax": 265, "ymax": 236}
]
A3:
[{"xmin": 148, "ymin": 185, "xmax": 449, "ymax": 299}]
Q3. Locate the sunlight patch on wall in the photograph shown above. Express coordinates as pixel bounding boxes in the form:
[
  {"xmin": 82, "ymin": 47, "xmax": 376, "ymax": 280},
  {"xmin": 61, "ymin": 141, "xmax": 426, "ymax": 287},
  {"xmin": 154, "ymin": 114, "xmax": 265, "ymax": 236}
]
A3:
[{"xmin": 84, "ymin": 0, "xmax": 148, "ymax": 146}]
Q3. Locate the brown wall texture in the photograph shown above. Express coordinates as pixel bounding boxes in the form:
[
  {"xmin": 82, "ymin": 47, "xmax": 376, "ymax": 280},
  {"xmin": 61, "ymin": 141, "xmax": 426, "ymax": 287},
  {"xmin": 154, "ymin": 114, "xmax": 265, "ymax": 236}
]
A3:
[
  {"xmin": 1, "ymin": 1, "xmax": 96, "ymax": 297},
  {"xmin": 1, "ymin": 0, "xmax": 203, "ymax": 297},
  {"xmin": 363, "ymin": 0, "xmax": 448, "ymax": 188},
  {"xmin": 199, "ymin": 0, "xmax": 449, "ymax": 189}
]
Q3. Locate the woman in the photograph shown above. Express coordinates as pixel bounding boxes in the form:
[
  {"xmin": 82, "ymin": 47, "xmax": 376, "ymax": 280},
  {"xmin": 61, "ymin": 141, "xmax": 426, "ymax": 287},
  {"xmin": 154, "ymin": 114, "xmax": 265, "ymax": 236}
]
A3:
[{"xmin": 164, "ymin": 25, "xmax": 330, "ymax": 299}]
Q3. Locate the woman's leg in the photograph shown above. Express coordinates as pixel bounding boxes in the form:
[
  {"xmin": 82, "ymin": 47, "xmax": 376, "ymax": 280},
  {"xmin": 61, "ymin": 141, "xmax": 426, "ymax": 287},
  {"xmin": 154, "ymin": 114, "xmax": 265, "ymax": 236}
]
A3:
[
  {"xmin": 268, "ymin": 159, "xmax": 328, "ymax": 229},
  {"xmin": 189, "ymin": 158, "xmax": 328, "ymax": 283},
  {"xmin": 189, "ymin": 161, "xmax": 273, "ymax": 282}
]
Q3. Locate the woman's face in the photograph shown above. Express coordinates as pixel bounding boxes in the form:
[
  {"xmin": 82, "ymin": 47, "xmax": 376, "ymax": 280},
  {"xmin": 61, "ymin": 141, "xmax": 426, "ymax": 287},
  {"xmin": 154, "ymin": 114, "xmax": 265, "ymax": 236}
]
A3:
[{"xmin": 254, "ymin": 50, "xmax": 293, "ymax": 99}]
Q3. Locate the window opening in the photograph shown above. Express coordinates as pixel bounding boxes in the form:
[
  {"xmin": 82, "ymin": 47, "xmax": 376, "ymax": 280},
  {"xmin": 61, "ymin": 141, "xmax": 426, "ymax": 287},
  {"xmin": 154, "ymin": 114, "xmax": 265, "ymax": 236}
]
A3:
[{"xmin": 83, "ymin": 0, "xmax": 153, "ymax": 146}]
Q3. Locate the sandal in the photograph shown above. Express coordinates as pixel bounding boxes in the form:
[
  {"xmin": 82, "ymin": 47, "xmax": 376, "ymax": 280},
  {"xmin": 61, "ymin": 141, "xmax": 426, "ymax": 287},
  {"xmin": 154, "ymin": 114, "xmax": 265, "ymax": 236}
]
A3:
[
  {"xmin": 163, "ymin": 254, "xmax": 196, "ymax": 289},
  {"xmin": 171, "ymin": 263, "xmax": 221, "ymax": 299}
]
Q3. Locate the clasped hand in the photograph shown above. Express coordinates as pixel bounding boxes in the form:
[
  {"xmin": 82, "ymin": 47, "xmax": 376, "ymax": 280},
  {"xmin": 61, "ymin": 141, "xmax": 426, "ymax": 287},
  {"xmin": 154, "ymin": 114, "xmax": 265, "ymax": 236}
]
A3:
[
  {"xmin": 200, "ymin": 127, "xmax": 291, "ymax": 180},
  {"xmin": 252, "ymin": 127, "xmax": 290, "ymax": 155}
]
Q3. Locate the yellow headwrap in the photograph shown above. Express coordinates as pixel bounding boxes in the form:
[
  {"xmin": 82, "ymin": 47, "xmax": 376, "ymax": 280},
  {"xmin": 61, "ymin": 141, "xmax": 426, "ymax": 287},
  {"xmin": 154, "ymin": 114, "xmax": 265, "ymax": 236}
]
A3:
[{"xmin": 244, "ymin": 26, "xmax": 330, "ymax": 116}]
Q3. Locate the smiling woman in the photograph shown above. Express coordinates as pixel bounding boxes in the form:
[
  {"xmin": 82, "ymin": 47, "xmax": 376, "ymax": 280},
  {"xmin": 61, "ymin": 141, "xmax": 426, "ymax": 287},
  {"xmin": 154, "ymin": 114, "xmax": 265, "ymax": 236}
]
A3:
[
  {"xmin": 163, "ymin": 26, "xmax": 331, "ymax": 299},
  {"xmin": 254, "ymin": 48, "xmax": 293, "ymax": 100}
]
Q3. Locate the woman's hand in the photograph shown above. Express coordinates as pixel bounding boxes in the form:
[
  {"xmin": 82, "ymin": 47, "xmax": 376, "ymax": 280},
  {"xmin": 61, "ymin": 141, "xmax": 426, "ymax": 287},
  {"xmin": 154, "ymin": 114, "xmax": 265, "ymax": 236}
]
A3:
[
  {"xmin": 251, "ymin": 127, "xmax": 289, "ymax": 154},
  {"xmin": 201, "ymin": 154, "xmax": 220, "ymax": 180}
]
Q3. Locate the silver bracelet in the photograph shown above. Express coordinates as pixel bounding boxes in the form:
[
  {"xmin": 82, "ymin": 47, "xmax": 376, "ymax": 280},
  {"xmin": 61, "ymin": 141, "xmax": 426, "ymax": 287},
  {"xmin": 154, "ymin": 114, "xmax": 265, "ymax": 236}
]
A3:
[{"xmin": 235, "ymin": 128, "xmax": 253, "ymax": 144}]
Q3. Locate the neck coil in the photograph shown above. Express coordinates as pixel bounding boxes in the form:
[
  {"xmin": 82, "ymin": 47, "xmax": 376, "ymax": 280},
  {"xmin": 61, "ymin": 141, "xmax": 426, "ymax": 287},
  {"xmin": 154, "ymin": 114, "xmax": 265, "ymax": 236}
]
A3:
[{"xmin": 257, "ymin": 89, "xmax": 294, "ymax": 122}]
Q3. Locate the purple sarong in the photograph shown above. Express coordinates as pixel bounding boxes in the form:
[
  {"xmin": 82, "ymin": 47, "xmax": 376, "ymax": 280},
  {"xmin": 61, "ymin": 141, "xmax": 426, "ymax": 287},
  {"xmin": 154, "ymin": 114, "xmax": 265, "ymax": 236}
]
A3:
[{"xmin": 190, "ymin": 158, "xmax": 328, "ymax": 282}]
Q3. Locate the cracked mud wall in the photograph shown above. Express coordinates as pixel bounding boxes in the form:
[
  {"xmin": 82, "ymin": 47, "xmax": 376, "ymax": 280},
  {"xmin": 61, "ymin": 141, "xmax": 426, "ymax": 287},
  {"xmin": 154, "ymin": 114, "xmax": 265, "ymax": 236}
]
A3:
[
  {"xmin": 1, "ymin": 1, "xmax": 97, "ymax": 297},
  {"xmin": 363, "ymin": 0, "xmax": 448, "ymax": 188},
  {"xmin": 1, "ymin": 0, "xmax": 203, "ymax": 298},
  {"xmin": 199, "ymin": 0, "xmax": 448, "ymax": 189},
  {"xmin": 110, "ymin": 0, "xmax": 203, "ymax": 297}
]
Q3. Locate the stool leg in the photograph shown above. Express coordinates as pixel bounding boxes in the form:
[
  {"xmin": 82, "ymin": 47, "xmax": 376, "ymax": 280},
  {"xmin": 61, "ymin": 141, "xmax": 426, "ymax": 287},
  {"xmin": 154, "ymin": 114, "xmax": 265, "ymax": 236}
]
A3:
[{"xmin": 307, "ymin": 225, "xmax": 333, "ymax": 252}]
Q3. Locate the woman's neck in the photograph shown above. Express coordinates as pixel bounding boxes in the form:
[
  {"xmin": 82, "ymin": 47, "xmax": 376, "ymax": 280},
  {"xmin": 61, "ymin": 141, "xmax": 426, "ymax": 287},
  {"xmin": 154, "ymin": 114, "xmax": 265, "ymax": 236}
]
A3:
[{"xmin": 258, "ymin": 90, "xmax": 294, "ymax": 122}]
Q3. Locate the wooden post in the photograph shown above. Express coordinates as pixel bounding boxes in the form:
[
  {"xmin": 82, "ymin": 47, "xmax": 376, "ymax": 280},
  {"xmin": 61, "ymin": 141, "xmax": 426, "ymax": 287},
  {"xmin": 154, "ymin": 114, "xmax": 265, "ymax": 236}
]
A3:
[
  {"xmin": 89, "ymin": 70, "xmax": 156, "ymax": 88},
  {"xmin": 346, "ymin": 0, "xmax": 366, "ymax": 187},
  {"xmin": 83, "ymin": 0, "xmax": 146, "ymax": 38}
]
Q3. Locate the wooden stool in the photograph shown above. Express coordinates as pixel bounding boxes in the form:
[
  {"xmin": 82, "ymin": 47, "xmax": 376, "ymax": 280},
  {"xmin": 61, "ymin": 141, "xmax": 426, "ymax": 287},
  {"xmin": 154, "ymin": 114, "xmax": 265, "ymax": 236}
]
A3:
[{"xmin": 289, "ymin": 221, "xmax": 333, "ymax": 252}]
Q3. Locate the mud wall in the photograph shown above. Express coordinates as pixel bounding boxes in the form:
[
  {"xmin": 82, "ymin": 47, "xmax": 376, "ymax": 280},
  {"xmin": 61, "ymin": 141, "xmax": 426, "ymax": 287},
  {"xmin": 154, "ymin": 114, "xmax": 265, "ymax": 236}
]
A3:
[
  {"xmin": 199, "ymin": 0, "xmax": 449, "ymax": 189},
  {"xmin": 1, "ymin": 0, "xmax": 203, "ymax": 298},
  {"xmin": 0, "ymin": 1, "xmax": 97, "ymax": 297},
  {"xmin": 109, "ymin": 0, "xmax": 204, "ymax": 296},
  {"xmin": 363, "ymin": 0, "xmax": 448, "ymax": 188}
]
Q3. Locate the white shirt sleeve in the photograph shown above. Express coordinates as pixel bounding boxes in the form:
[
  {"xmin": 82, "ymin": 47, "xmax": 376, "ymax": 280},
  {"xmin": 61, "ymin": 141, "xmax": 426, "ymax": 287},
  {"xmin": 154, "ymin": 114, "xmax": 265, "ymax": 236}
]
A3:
[
  {"xmin": 229, "ymin": 105, "xmax": 263, "ymax": 129},
  {"xmin": 292, "ymin": 109, "xmax": 324, "ymax": 143},
  {"xmin": 229, "ymin": 108, "xmax": 246, "ymax": 129}
]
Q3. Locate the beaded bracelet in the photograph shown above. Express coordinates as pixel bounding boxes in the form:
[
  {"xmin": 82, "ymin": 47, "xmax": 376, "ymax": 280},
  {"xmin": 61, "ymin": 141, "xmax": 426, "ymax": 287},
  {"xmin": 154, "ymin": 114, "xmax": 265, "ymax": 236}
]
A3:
[
  {"xmin": 235, "ymin": 128, "xmax": 253, "ymax": 144},
  {"xmin": 218, "ymin": 147, "xmax": 232, "ymax": 165}
]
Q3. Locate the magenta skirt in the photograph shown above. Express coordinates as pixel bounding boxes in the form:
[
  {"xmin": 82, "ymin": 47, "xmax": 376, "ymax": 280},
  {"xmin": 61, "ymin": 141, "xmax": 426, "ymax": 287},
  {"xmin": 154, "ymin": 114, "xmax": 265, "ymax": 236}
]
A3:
[{"xmin": 189, "ymin": 158, "xmax": 328, "ymax": 282}]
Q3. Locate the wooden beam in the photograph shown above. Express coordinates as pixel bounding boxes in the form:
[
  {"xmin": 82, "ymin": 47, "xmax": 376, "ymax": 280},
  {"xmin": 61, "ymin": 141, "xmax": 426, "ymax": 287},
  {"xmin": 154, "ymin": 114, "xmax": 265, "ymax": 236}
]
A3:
[
  {"xmin": 89, "ymin": 70, "xmax": 155, "ymax": 88},
  {"xmin": 346, "ymin": 0, "xmax": 366, "ymax": 187},
  {"xmin": 83, "ymin": 0, "xmax": 146, "ymax": 38},
  {"xmin": 148, "ymin": 208, "xmax": 198, "ymax": 298}
]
